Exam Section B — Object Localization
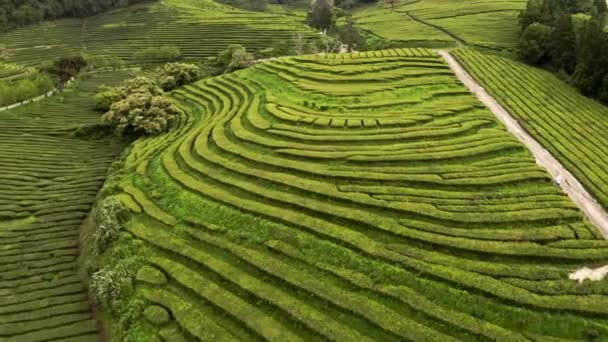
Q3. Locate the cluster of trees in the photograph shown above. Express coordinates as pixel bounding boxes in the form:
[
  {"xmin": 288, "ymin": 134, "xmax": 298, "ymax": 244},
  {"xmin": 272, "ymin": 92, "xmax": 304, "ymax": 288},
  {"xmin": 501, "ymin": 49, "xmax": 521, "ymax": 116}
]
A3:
[
  {"xmin": 211, "ymin": 44, "xmax": 255, "ymax": 74},
  {"xmin": 0, "ymin": 0, "xmax": 147, "ymax": 31},
  {"xmin": 96, "ymin": 63, "xmax": 201, "ymax": 135},
  {"xmin": 518, "ymin": 0, "xmax": 608, "ymax": 103},
  {"xmin": 306, "ymin": 0, "xmax": 367, "ymax": 51},
  {"xmin": 97, "ymin": 76, "xmax": 181, "ymax": 135}
]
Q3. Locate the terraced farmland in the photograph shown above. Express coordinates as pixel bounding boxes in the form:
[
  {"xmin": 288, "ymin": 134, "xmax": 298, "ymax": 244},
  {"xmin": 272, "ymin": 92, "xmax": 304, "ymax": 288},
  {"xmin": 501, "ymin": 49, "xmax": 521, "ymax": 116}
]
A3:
[
  {"xmin": 0, "ymin": 62, "xmax": 31, "ymax": 81},
  {"xmin": 454, "ymin": 49, "xmax": 608, "ymax": 213},
  {"xmin": 107, "ymin": 49, "xmax": 608, "ymax": 340},
  {"xmin": 0, "ymin": 0, "xmax": 317, "ymax": 67},
  {"xmin": 0, "ymin": 72, "xmax": 129, "ymax": 341},
  {"xmin": 354, "ymin": 0, "xmax": 526, "ymax": 50}
]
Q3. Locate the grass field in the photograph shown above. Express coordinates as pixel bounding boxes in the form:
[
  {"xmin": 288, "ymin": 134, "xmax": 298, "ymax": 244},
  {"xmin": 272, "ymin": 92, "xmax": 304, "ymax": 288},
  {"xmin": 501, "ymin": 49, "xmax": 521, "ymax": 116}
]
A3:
[
  {"xmin": 0, "ymin": 0, "xmax": 317, "ymax": 68},
  {"xmin": 0, "ymin": 71, "xmax": 130, "ymax": 341},
  {"xmin": 99, "ymin": 48, "xmax": 608, "ymax": 341},
  {"xmin": 353, "ymin": 0, "xmax": 526, "ymax": 50},
  {"xmin": 454, "ymin": 48, "xmax": 608, "ymax": 212}
]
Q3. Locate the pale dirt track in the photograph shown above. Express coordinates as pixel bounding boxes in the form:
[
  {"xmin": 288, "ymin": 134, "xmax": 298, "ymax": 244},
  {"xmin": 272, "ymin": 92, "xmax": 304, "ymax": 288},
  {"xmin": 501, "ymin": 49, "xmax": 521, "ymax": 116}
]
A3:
[{"xmin": 438, "ymin": 50, "xmax": 608, "ymax": 238}]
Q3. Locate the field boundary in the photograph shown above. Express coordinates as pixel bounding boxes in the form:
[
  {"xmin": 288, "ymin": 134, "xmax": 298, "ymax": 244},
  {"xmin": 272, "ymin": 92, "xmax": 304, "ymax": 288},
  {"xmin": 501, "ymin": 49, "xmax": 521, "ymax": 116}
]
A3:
[
  {"xmin": 0, "ymin": 77, "xmax": 74, "ymax": 112},
  {"xmin": 438, "ymin": 50, "xmax": 608, "ymax": 238}
]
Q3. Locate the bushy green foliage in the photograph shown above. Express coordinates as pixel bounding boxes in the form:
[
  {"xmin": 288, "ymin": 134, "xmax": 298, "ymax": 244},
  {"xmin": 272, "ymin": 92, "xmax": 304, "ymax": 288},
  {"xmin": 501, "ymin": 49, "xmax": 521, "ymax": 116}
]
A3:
[
  {"xmin": 95, "ymin": 86, "xmax": 124, "ymax": 112},
  {"xmin": 307, "ymin": 0, "xmax": 335, "ymax": 31},
  {"xmin": 215, "ymin": 44, "xmax": 255, "ymax": 73},
  {"xmin": 133, "ymin": 45, "xmax": 181, "ymax": 62},
  {"xmin": 158, "ymin": 63, "xmax": 201, "ymax": 91},
  {"xmin": 93, "ymin": 196, "xmax": 128, "ymax": 255},
  {"xmin": 42, "ymin": 55, "xmax": 87, "ymax": 83},
  {"xmin": 102, "ymin": 92, "xmax": 180, "ymax": 135},
  {"xmin": 91, "ymin": 264, "xmax": 133, "ymax": 307},
  {"xmin": 0, "ymin": 71, "xmax": 53, "ymax": 106},
  {"xmin": 518, "ymin": 0, "xmax": 608, "ymax": 103},
  {"xmin": 518, "ymin": 22, "xmax": 553, "ymax": 64},
  {"xmin": 83, "ymin": 54, "xmax": 126, "ymax": 70}
]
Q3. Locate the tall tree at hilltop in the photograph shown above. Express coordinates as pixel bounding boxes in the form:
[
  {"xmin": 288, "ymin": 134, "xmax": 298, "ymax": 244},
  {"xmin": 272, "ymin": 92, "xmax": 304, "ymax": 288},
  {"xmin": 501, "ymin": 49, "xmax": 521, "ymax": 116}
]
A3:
[{"xmin": 307, "ymin": 0, "xmax": 335, "ymax": 32}]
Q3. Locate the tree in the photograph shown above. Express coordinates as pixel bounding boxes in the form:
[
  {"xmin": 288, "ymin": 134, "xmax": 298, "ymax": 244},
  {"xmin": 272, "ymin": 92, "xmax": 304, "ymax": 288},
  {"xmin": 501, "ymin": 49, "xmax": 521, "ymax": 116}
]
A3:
[
  {"xmin": 519, "ymin": 0, "xmax": 544, "ymax": 27},
  {"xmin": 215, "ymin": 45, "xmax": 254, "ymax": 73},
  {"xmin": 158, "ymin": 63, "xmax": 201, "ymax": 90},
  {"xmin": 101, "ymin": 92, "xmax": 180, "ymax": 135},
  {"xmin": 339, "ymin": 14, "xmax": 364, "ymax": 52},
  {"xmin": 94, "ymin": 76, "xmax": 162, "ymax": 112},
  {"xmin": 518, "ymin": 22, "xmax": 553, "ymax": 64},
  {"xmin": 307, "ymin": 0, "xmax": 335, "ymax": 32},
  {"xmin": 44, "ymin": 55, "xmax": 87, "ymax": 83},
  {"xmin": 549, "ymin": 12, "xmax": 577, "ymax": 73},
  {"xmin": 387, "ymin": 0, "xmax": 396, "ymax": 10}
]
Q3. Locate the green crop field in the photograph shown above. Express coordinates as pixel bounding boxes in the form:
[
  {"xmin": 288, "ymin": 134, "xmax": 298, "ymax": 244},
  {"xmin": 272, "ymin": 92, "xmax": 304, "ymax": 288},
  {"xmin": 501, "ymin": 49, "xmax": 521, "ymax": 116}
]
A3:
[
  {"xmin": 100, "ymin": 49, "xmax": 608, "ymax": 340},
  {"xmin": 0, "ymin": 0, "xmax": 317, "ymax": 68},
  {"xmin": 353, "ymin": 0, "xmax": 526, "ymax": 50},
  {"xmin": 454, "ymin": 49, "xmax": 608, "ymax": 212},
  {"xmin": 0, "ymin": 71, "xmax": 129, "ymax": 341},
  {"xmin": 0, "ymin": 62, "xmax": 31, "ymax": 81}
]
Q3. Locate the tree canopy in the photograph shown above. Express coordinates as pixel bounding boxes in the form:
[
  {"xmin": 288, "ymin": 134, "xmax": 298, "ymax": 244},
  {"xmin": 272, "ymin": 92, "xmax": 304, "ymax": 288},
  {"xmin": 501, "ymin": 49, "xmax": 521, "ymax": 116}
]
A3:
[{"xmin": 518, "ymin": 0, "xmax": 608, "ymax": 104}]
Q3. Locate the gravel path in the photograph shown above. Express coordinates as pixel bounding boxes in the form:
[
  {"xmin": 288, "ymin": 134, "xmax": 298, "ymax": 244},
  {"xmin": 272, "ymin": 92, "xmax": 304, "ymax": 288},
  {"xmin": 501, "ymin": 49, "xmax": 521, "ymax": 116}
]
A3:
[{"xmin": 438, "ymin": 50, "xmax": 608, "ymax": 238}]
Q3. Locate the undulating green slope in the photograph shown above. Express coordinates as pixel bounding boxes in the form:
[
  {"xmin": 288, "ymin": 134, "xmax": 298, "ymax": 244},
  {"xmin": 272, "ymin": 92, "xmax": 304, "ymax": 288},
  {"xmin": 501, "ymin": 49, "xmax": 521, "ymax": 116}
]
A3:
[
  {"xmin": 0, "ymin": 0, "xmax": 317, "ymax": 68},
  {"xmin": 454, "ymin": 48, "xmax": 608, "ymax": 211},
  {"xmin": 0, "ymin": 71, "xmax": 130, "ymax": 341},
  {"xmin": 101, "ymin": 49, "xmax": 608, "ymax": 341},
  {"xmin": 354, "ymin": 0, "xmax": 526, "ymax": 50}
]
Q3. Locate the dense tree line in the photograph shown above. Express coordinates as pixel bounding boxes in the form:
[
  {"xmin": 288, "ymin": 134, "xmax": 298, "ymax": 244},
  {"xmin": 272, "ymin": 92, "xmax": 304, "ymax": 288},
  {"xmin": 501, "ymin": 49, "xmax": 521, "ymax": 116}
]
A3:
[
  {"xmin": 0, "ymin": 0, "xmax": 147, "ymax": 30},
  {"xmin": 519, "ymin": 0, "xmax": 608, "ymax": 104}
]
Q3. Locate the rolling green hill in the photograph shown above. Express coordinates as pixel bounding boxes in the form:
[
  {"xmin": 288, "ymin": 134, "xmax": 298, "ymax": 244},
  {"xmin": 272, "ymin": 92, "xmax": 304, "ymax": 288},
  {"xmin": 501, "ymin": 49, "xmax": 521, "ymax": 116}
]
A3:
[
  {"xmin": 0, "ymin": 0, "xmax": 317, "ymax": 68},
  {"xmin": 353, "ymin": 0, "xmax": 526, "ymax": 50},
  {"xmin": 98, "ymin": 49, "xmax": 608, "ymax": 341}
]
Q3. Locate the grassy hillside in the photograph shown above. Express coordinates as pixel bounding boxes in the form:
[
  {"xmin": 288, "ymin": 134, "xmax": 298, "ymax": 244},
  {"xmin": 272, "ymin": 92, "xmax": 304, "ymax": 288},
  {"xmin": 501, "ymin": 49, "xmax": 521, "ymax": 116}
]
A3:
[
  {"xmin": 98, "ymin": 49, "xmax": 608, "ymax": 341},
  {"xmin": 353, "ymin": 0, "xmax": 526, "ymax": 50},
  {"xmin": 0, "ymin": 0, "xmax": 317, "ymax": 68},
  {"xmin": 0, "ymin": 71, "xmax": 130, "ymax": 341},
  {"xmin": 454, "ymin": 48, "xmax": 608, "ymax": 211}
]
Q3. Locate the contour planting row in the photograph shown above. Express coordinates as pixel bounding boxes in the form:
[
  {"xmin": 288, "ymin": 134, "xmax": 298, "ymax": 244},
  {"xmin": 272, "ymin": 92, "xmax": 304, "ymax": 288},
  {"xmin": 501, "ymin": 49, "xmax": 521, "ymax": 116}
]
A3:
[
  {"xmin": 109, "ymin": 48, "xmax": 608, "ymax": 340},
  {"xmin": 0, "ymin": 71, "xmax": 130, "ymax": 341},
  {"xmin": 352, "ymin": 0, "xmax": 525, "ymax": 49},
  {"xmin": 0, "ymin": 0, "xmax": 317, "ymax": 67},
  {"xmin": 453, "ymin": 49, "xmax": 608, "ymax": 211}
]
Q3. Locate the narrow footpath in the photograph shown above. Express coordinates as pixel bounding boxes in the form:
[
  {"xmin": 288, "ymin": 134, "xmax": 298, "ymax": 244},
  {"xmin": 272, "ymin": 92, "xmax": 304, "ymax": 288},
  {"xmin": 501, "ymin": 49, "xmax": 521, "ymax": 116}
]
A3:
[{"xmin": 438, "ymin": 50, "xmax": 608, "ymax": 238}]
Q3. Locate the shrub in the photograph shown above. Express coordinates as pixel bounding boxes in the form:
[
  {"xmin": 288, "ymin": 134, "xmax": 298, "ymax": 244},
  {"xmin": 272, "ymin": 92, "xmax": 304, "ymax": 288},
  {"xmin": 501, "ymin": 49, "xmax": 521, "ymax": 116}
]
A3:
[
  {"xmin": 95, "ymin": 86, "xmax": 123, "ymax": 111},
  {"xmin": 102, "ymin": 92, "xmax": 181, "ymax": 135},
  {"xmin": 82, "ymin": 54, "xmax": 126, "ymax": 70},
  {"xmin": 91, "ymin": 264, "xmax": 132, "ymax": 308},
  {"xmin": 215, "ymin": 44, "xmax": 254, "ymax": 73},
  {"xmin": 93, "ymin": 196, "xmax": 128, "ymax": 255},
  {"xmin": 158, "ymin": 62, "xmax": 201, "ymax": 91},
  {"xmin": 133, "ymin": 45, "xmax": 181, "ymax": 62}
]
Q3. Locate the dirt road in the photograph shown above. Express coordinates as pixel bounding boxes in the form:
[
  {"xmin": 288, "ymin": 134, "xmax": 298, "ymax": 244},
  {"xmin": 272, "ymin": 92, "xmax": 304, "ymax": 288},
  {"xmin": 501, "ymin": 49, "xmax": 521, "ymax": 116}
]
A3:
[{"xmin": 438, "ymin": 50, "xmax": 608, "ymax": 238}]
